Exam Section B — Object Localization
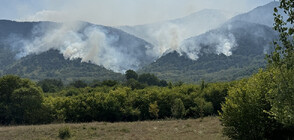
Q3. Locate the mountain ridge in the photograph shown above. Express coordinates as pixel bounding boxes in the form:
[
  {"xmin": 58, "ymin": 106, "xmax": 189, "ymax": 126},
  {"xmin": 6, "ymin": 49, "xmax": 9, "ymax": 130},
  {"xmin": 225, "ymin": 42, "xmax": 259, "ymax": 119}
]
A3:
[
  {"xmin": 0, "ymin": 2, "xmax": 280, "ymax": 83},
  {"xmin": 139, "ymin": 20, "xmax": 277, "ymax": 82}
]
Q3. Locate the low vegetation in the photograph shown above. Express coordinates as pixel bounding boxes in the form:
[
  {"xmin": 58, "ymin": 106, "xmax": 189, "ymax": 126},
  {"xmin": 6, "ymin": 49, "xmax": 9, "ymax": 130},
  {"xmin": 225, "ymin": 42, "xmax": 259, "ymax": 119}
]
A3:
[
  {"xmin": 0, "ymin": 117, "xmax": 227, "ymax": 140},
  {"xmin": 0, "ymin": 73, "xmax": 231, "ymax": 124}
]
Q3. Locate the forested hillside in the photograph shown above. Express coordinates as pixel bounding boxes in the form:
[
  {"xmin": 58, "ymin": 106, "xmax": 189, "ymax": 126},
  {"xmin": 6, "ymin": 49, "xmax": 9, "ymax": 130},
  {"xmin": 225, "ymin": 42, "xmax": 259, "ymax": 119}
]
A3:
[
  {"xmin": 2, "ymin": 50, "xmax": 124, "ymax": 83},
  {"xmin": 0, "ymin": 20, "xmax": 154, "ymax": 82},
  {"xmin": 140, "ymin": 21, "xmax": 276, "ymax": 82}
]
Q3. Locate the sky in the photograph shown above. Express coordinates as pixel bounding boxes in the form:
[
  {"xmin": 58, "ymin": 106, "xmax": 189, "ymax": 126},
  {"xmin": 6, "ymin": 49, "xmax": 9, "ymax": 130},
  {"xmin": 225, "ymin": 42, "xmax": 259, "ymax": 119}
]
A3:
[{"xmin": 0, "ymin": 0, "xmax": 275, "ymax": 26}]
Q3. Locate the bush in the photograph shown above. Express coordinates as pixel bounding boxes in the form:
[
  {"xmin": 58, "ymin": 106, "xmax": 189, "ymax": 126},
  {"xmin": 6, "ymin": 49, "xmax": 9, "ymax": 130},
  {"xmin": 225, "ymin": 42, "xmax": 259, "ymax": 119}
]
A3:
[
  {"xmin": 58, "ymin": 126, "xmax": 71, "ymax": 139},
  {"xmin": 189, "ymin": 97, "xmax": 213, "ymax": 118},
  {"xmin": 0, "ymin": 75, "xmax": 45, "ymax": 124},
  {"xmin": 171, "ymin": 98, "xmax": 186, "ymax": 119},
  {"xmin": 102, "ymin": 80, "xmax": 118, "ymax": 87},
  {"xmin": 220, "ymin": 71, "xmax": 283, "ymax": 139},
  {"xmin": 37, "ymin": 79, "xmax": 63, "ymax": 93},
  {"xmin": 149, "ymin": 101, "xmax": 159, "ymax": 119},
  {"xmin": 69, "ymin": 80, "xmax": 87, "ymax": 88}
]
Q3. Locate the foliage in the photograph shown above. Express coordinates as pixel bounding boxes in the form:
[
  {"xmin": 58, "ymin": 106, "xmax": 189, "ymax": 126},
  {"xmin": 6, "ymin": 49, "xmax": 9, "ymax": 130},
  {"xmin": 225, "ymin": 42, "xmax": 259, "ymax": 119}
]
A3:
[
  {"xmin": 69, "ymin": 80, "xmax": 87, "ymax": 88},
  {"xmin": 37, "ymin": 79, "xmax": 63, "ymax": 93},
  {"xmin": 43, "ymin": 83, "xmax": 228, "ymax": 122},
  {"xmin": 0, "ymin": 75, "xmax": 45, "ymax": 124},
  {"xmin": 268, "ymin": 0, "xmax": 294, "ymax": 127},
  {"xmin": 149, "ymin": 101, "xmax": 159, "ymax": 119},
  {"xmin": 138, "ymin": 73, "xmax": 160, "ymax": 86},
  {"xmin": 126, "ymin": 78, "xmax": 146, "ymax": 90},
  {"xmin": 0, "ymin": 74, "xmax": 230, "ymax": 124},
  {"xmin": 171, "ymin": 98, "xmax": 186, "ymax": 118},
  {"xmin": 1, "ymin": 50, "xmax": 124, "ymax": 83},
  {"xmin": 221, "ymin": 1, "xmax": 294, "ymax": 139},
  {"xmin": 220, "ymin": 71, "xmax": 284, "ymax": 139},
  {"xmin": 203, "ymin": 82, "xmax": 229, "ymax": 114},
  {"xmin": 102, "ymin": 80, "xmax": 118, "ymax": 87},
  {"xmin": 58, "ymin": 126, "xmax": 71, "ymax": 139},
  {"xmin": 267, "ymin": 67, "xmax": 294, "ymax": 128},
  {"xmin": 125, "ymin": 70, "xmax": 138, "ymax": 80}
]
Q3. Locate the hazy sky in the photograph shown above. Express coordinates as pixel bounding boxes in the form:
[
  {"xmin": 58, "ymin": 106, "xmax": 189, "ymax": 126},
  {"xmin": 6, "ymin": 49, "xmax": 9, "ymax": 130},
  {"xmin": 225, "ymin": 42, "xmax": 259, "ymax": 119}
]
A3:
[{"xmin": 1, "ymin": 0, "xmax": 275, "ymax": 26}]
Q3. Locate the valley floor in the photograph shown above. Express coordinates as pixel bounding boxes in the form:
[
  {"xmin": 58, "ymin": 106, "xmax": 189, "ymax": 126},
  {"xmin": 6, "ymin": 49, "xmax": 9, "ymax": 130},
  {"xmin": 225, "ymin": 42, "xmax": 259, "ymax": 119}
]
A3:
[{"xmin": 0, "ymin": 117, "xmax": 227, "ymax": 140}]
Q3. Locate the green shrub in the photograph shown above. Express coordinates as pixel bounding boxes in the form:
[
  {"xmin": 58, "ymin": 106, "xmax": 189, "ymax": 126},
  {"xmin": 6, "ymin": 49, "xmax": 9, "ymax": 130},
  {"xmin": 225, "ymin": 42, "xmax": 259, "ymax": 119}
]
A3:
[
  {"xmin": 220, "ymin": 71, "xmax": 282, "ymax": 139},
  {"xmin": 171, "ymin": 98, "xmax": 186, "ymax": 119},
  {"xmin": 0, "ymin": 75, "xmax": 45, "ymax": 125},
  {"xmin": 58, "ymin": 126, "xmax": 71, "ymax": 139},
  {"xmin": 149, "ymin": 101, "xmax": 159, "ymax": 119},
  {"xmin": 188, "ymin": 97, "xmax": 213, "ymax": 118}
]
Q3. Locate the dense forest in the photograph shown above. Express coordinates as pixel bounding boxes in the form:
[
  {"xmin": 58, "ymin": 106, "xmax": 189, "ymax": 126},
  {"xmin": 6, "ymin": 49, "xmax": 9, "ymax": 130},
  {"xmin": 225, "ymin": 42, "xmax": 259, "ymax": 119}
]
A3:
[
  {"xmin": 0, "ymin": 49, "xmax": 124, "ymax": 83},
  {"xmin": 0, "ymin": 72, "xmax": 231, "ymax": 124}
]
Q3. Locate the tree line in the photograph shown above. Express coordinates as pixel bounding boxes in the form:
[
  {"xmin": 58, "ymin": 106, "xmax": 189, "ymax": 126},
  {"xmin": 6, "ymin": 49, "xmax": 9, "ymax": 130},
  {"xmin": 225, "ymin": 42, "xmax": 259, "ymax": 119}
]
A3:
[{"xmin": 0, "ymin": 71, "xmax": 231, "ymax": 125}]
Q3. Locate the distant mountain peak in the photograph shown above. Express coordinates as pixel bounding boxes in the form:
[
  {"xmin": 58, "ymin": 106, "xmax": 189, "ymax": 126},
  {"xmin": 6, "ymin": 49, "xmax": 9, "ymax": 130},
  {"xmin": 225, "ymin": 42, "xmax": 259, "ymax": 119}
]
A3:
[
  {"xmin": 119, "ymin": 8, "xmax": 236, "ymax": 59},
  {"xmin": 229, "ymin": 1, "xmax": 280, "ymax": 27}
]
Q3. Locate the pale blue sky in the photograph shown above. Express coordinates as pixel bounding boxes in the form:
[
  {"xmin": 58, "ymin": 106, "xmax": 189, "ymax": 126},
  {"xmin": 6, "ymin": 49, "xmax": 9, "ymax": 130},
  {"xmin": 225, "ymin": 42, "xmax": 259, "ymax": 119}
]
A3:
[{"xmin": 0, "ymin": 0, "xmax": 275, "ymax": 26}]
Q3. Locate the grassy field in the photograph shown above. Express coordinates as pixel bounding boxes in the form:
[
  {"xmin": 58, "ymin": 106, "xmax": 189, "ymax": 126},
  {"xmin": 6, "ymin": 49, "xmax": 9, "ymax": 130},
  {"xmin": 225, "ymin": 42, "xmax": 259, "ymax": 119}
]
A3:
[{"xmin": 0, "ymin": 117, "xmax": 228, "ymax": 140}]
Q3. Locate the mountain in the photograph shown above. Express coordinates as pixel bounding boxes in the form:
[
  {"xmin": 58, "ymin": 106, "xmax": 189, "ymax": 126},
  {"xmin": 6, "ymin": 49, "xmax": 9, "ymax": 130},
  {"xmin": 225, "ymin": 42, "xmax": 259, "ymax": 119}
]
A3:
[
  {"xmin": 0, "ymin": 20, "xmax": 155, "ymax": 73},
  {"xmin": 138, "ymin": 2, "xmax": 280, "ymax": 83},
  {"xmin": 139, "ymin": 21, "xmax": 277, "ymax": 82},
  {"xmin": 0, "ymin": 20, "xmax": 157, "ymax": 81},
  {"xmin": 0, "ymin": 2, "xmax": 280, "ymax": 83},
  {"xmin": 118, "ymin": 9, "xmax": 236, "ymax": 56},
  {"xmin": 230, "ymin": 2, "xmax": 280, "ymax": 27},
  {"xmin": 2, "ymin": 50, "xmax": 124, "ymax": 83}
]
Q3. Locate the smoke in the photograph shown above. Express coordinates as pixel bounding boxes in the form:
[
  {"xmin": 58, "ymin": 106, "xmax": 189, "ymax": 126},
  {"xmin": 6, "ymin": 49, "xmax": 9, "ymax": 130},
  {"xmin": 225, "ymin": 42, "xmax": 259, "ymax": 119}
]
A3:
[
  {"xmin": 2, "ymin": 0, "xmax": 276, "ymax": 73},
  {"xmin": 118, "ymin": 8, "xmax": 238, "ymax": 59},
  {"xmin": 9, "ymin": 18, "xmax": 237, "ymax": 73},
  {"xmin": 14, "ymin": 0, "xmax": 273, "ymax": 26},
  {"xmin": 24, "ymin": 10, "xmax": 74, "ymax": 23},
  {"xmin": 8, "ymin": 22, "xmax": 153, "ymax": 73},
  {"xmin": 149, "ymin": 23, "xmax": 185, "ymax": 57},
  {"xmin": 179, "ymin": 30, "xmax": 237, "ymax": 60}
]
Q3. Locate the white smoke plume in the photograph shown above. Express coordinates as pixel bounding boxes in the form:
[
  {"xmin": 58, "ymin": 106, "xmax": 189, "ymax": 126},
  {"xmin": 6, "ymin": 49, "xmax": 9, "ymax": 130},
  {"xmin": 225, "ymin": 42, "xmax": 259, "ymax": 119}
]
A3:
[
  {"xmin": 118, "ymin": 9, "xmax": 237, "ymax": 59},
  {"xmin": 5, "ymin": 20, "xmax": 238, "ymax": 73},
  {"xmin": 149, "ymin": 23, "xmax": 185, "ymax": 57},
  {"xmin": 179, "ymin": 31, "xmax": 237, "ymax": 60},
  {"xmin": 9, "ymin": 22, "xmax": 153, "ymax": 73}
]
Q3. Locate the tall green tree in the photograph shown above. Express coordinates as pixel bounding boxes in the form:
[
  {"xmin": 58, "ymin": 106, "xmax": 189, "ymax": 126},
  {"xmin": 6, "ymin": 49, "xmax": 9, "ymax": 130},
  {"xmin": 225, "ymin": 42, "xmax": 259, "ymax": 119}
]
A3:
[
  {"xmin": 125, "ymin": 70, "xmax": 138, "ymax": 80},
  {"xmin": 37, "ymin": 79, "xmax": 63, "ymax": 93},
  {"xmin": 221, "ymin": 1, "xmax": 294, "ymax": 139},
  {"xmin": 138, "ymin": 73, "xmax": 160, "ymax": 86},
  {"xmin": 171, "ymin": 98, "xmax": 186, "ymax": 119},
  {"xmin": 69, "ymin": 80, "xmax": 87, "ymax": 88},
  {"xmin": 220, "ymin": 72, "xmax": 281, "ymax": 139},
  {"xmin": 268, "ymin": 0, "xmax": 294, "ymax": 126},
  {"xmin": 0, "ymin": 75, "xmax": 45, "ymax": 124}
]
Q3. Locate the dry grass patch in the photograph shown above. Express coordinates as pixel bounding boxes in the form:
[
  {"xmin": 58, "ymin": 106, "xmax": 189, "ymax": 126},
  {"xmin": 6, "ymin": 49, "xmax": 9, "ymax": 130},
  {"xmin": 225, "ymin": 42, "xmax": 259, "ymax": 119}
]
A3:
[{"xmin": 0, "ymin": 117, "xmax": 227, "ymax": 140}]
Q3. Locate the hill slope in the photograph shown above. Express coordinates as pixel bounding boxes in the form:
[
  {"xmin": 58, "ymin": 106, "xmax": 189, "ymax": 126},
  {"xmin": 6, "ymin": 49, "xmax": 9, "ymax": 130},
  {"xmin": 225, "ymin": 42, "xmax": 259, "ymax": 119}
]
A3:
[
  {"xmin": 0, "ymin": 20, "xmax": 155, "ymax": 73},
  {"xmin": 119, "ymin": 9, "xmax": 235, "ymax": 56},
  {"xmin": 230, "ymin": 2, "xmax": 280, "ymax": 27},
  {"xmin": 3, "ymin": 50, "xmax": 124, "ymax": 82},
  {"xmin": 139, "ymin": 21, "xmax": 277, "ymax": 82},
  {"xmin": 0, "ymin": 20, "xmax": 160, "ymax": 82}
]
